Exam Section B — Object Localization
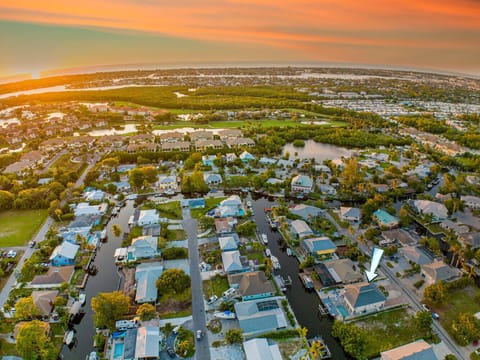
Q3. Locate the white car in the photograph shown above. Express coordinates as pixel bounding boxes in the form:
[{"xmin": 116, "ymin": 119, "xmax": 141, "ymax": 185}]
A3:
[
  {"xmin": 6, "ymin": 250, "xmax": 17, "ymax": 258},
  {"xmin": 207, "ymin": 295, "xmax": 218, "ymax": 305}
]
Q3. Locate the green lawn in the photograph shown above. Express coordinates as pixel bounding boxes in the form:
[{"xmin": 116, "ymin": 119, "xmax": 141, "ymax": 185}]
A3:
[
  {"xmin": 202, "ymin": 275, "xmax": 230, "ymax": 298},
  {"xmin": 0, "ymin": 209, "xmax": 48, "ymax": 247},
  {"xmin": 190, "ymin": 197, "xmax": 226, "ymax": 219},
  {"xmin": 157, "ymin": 201, "xmax": 182, "ymax": 219},
  {"xmin": 357, "ymin": 308, "xmax": 435, "ymax": 358}
]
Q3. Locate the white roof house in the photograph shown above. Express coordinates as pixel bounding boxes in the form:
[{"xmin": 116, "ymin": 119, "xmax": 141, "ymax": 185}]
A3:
[
  {"xmin": 461, "ymin": 195, "xmax": 480, "ymax": 209},
  {"xmin": 157, "ymin": 175, "xmax": 177, "ymax": 190},
  {"xmin": 340, "ymin": 207, "xmax": 361, "ymax": 222},
  {"xmin": 243, "ymin": 338, "xmax": 282, "ymax": 360},
  {"xmin": 134, "ymin": 326, "xmax": 160, "ymax": 359},
  {"xmin": 221, "ymin": 250, "xmax": 244, "ymax": 274},
  {"xmin": 291, "ymin": 175, "xmax": 313, "ymax": 194},
  {"xmin": 74, "ymin": 202, "xmax": 108, "ymax": 217},
  {"xmin": 203, "ymin": 173, "xmax": 223, "ymax": 185},
  {"xmin": 412, "ymin": 200, "xmax": 448, "ymax": 220},
  {"xmin": 290, "ymin": 220, "xmax": 314, "ymax": 239},
  {"xmin": 219, "ymin": 236, "xmax": 238, "ymax": 251},
  {"xmin": 137, "ymin": 209, "xmax": 160, "ymax": 226},
  {"xmin": 135, "ymin": 262, "xmax": 163, "ymax": 303},
  {"xmin": 128, "ymin": 236, "xmax": 158, "ymax": 260}
]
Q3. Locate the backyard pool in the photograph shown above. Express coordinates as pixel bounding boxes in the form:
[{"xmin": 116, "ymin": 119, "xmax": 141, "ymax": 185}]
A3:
[
  {"xmin": 337, "ymin": 305, "xmax": 349, "ymax": 318},
  {"xmin": 113, "ymin": 342, "xmax": 124, "ymax": 360}
]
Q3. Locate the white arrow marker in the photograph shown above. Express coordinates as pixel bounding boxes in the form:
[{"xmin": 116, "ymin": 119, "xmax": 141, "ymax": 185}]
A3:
[{"xmin": 365, "ymin": 247, "xmax": 384, "ymax": 282}]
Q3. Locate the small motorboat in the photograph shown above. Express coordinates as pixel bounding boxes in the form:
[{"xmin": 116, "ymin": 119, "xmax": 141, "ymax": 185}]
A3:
[
  {"xmin": 214, "ymin": 310, "xmax": 236, "ymax": 319},
  {"xmin": 271, "ymin": 255, "xmax": 281, "ymax": 270},
  {"xmin": 261, "ymin": 234, "xmax": 268, "ymax": 245},
  {"xmin": 63, "ymin": 330, "xmax": 75, "ymax": 345},
  {"xmin": 265, "ymin": 248, "xmax": 271, "ymax": 257},
  {"xmin": 286, "ymin": 248, "xmax": 293, "ymax": 256},
  {"xmin": 86, "ymin": 351, "xmax": 98, "ymax": 360},
  {"xmin": 78, "ymin": 293, "xmax": 86, "ymax": 306}
]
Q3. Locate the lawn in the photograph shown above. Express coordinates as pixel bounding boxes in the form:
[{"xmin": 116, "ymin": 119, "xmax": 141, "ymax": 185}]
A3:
[
  {"xmin": 356, "ymin": 308, "xmax": 435, "ymax": 358},
  {"xmin": 0, "ymin": 209, "xmax": 48, "ymax": 247},
  {"xmin": 202, "ymin": 274, "xmax": 230, "ymax": 298},
  {"xmin": 156, "ymin": 201, "xmax": 182, "ymax": 219},
  {"xmin": 190, "ymin": 197, "xmax": 226, "ymax": 219},
  {"xmin": 166, "ymin": 229, "xmax": 186, "ymax": 241}
]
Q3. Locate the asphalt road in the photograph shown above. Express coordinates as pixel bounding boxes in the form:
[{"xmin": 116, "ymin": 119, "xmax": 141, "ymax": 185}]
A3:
[{"xmin": 182, "ymin": 207, "xmax": 210, "ymax": 360}]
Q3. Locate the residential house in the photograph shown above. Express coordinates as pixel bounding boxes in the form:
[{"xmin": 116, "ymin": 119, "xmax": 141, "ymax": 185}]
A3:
[
  {"xmin": 137, "ymin": 209, "xmax": 160, "ymax": 226},
  {"xmin": 343, "ymin": 282, "xmax": 386, "ymax": 315},
  {"xmin": 160, "ymin": 141, "xmax": 191, "ymax": 152},
  {"xmin": 324, "ymin": 258, "xmax": 363, "ymax": 284},
  {"xmin": 440, "ymin": 220, "xmax": 469, "ymax": 236},
  {"xmin": 214, "ymin": 217, "xmax": 237, "ymax": 234},
  {"xmin": 373, "ymin": 209, "xmax": 399, "ymax": 229},
  {"xmin": 380, "ymin": 339, "xmax": 438, "ymax": 360},
  {"xmin": 32, "ymin": 290, "xmax": 59, "ymax": 317},
  {"xmin": 243, "ymin": 338, "xmax": 282, "ymax": 360},
  {"xmin": 158, "ymin": 131, "xmax": 184, "ymax": 143},
  {"xmin": 225, "ymin": 153, "xmax": 237, "ymax": 163},
  {"xmin": 218, "ymin": 129, "xmax": 242, "ymax": 141},
  {"xmin": 20, "ymin": 150, "xmax": 45, "ymax": 165},
  {"xmin": 204, "ymin": 173, "xmax": 223, "ymax": 187},
  {"xmin": 73, "ymin": 202, "xmax": 108, "ymax": 217},
  {"xmin": 461, "ymin": 195, "xmax": 480, "ymax": 210},
  {"xmin": 39, "ymin": 138, "xmax": 64, "ymax": 152},
  {"xmin": 381, "ymin": 229, "xmax": 418, "ymax": 247},
  {"xmin": 290, "ymin": 175, "xmax": 314, "ymax": 194},
  {"xmin": 221, "ymin": 250, "xmax": 248, "ymax": 274},
  {"xmin": 195, "ymin": 139, "xmax": 223, "ymax": 151},
  {"xmin": 49, "ymin": 242, "xmax": 80, "ymax": 266},
  {"xmin": 290, "ymin": 220, "xmax": 314, "ymax": 239},
  {"xmin": 340, "ymin": 207, "xmax": 361, "ymax": 222},
  {"xmin": 202, "ymin": 155, "xmax": 217, "ymax": 167},
  {"xmin": 190, "ymin": 130, "xmax": 213, "ymax": 142},
  {"xmin": 289, "ymin": 204, "xmax": 324, "ymax": 222},
  {"xmin": 421, "ymin": 260, "xmax": 461, "ymax": 285},
  {"xmin": 128, "ymin": 236, "xmax": 159, "ymax": 261},
  {"xmin": 134, "ymin": 326, "xmax": 160, "ymax": 360},
  {"xmin": 458, "ymin": 232, "xmax": 480, "ymax": 249},
  {"xmin": 157, "ymin": 175, "xmax": 178, "ymax": 191},
  {"xmin": 411, "ymin": 200, "xmax": 448, "ymax": 221},
  {"xmin": 226, "ymin": 138, "xmax": 255, "ymax": 148},
  {"xmin": 219, "ymin": 236, "xmax": 238, "ymax": 252},
  {"xmin": 235, "ymin": 298, "xmax": 288, "ymax": 336},
  {"xmin": 301, "ymin": 237, "xmax": 336, "ymax": 259},
  {"xmin": 318, "ymin": 183, "xmax": 337, "ymax": 196},
  {"xmin": 239, "ymin": 151, "xmax": 255, "ymax": 163},
  {"xmin": 228, "ymin": 271, "xmax": 276, "ymax": 301},
  {"xmin": 399, "ymin": 246, "xmax": 433, "ymax": 266},
  {"xmin": 314, "ymin": 164, "xmax": 331, "ymax": 174},
  {"xmin": 135, "ymin": 262, "xmax": 163, "ymax": 303},
  {"xmin": 259, "ymin": 157, "xmax": 277, "ymax": 166},
  {"xmin": 127, "ymin": 143, "xmax": 156, "ymax": 153},
  {"xmin": 30, "ymin": 266, "xmax": 75, "ymax": 288},
  {"xmin": 216, "ymin": 195, "xmax": 243, "ymax": 218}
]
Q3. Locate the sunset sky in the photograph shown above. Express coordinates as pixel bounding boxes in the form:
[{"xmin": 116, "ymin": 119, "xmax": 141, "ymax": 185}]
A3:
[{"xmin": 0, "ymin": 0, "xmax": 479, "ymax": 78}]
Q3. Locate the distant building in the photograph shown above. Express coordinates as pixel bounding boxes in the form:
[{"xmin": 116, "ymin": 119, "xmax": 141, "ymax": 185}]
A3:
[{"xmin": 380, "ymin": 339, "xmax": 438, "ymax": 360}]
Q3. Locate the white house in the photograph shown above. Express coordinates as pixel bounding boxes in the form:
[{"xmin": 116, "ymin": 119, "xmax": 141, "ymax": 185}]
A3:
[
  {"xmin": 157, "ymin": 175, "xmax": 178, "ymax": 191},
  {"xmin": 290, "ymin": 175, "xmax": 313, "ymax": 194},
  {"xmin": 137, "ymin": 209, "xmax": 160, "ymax": 226},
  {"xmin": 411, "ymin": 200, "xmax": 448, "ymax": 220},
  {"xmin": 73, "ymin": 203, "xmax": 108, "ymax": 217},
  {"xmin": 203, "ymin": 173, "xmax": 223, "ymax": 186},
  {"xmin": 243, "ymin": 338, "xmax": 282, "ymax": 360},
  {"xmin": 461, "ymin": 195, "xmax": 480, "ymax": 210},
  {"xmin": 290, "ymin": 220, "xmax": 314, "ymax": 239},
  {"xmin": 128, "ymin": 236, "xmax": 159, "ymax": 260},
  {"xmin": 340, "ymin": 207, "xmax": 361, "ymax": 222}
]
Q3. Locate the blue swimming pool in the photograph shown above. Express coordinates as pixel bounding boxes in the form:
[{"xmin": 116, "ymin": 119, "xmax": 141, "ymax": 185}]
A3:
[
  {"xmin": 113, "ymin": 342, "xmax": 124, "ymax": 359},
  {"xmin": 337, "ymin": 305, "xmax": 349, "ymax": 318}
]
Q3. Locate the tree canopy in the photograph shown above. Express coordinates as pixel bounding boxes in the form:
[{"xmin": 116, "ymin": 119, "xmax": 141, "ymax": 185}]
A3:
[
  {"xmin": 16, "ymin": 320, "xmax": 57, "ymax": 360},
  {"xmin": 156, "ymin": 268, "xmax": 191, "ymax": 296},
  {"xmin": 91, "ymin": 291, "xmax": 130, "ymax": 330}
]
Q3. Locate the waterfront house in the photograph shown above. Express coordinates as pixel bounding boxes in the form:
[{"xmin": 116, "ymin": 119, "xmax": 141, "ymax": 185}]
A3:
[
  {"xmin": 323, "ymin": 258, "xmax": 363, "ymax": 284},
  {"xmin": 343, "ymin": 282, "xmax": 386, "ymax": 315},
  {"xmin": 203, "ymin": 173, "xmax": 223, "ymax": 187},
  {"xmin": 215, "ymin": 195, "xmax": 243, "ymax": 218},
  {"xmin": 32, "ymin": 290, "xmax": 59, "ymax": 317},
  {"xmin": 289, "ymin": 204, "xmax": 324, "ymax": 222},
  {"xmin": 228, "ymin": 271, "xmax": 275, "ymax": 301},
  {"xmin": 239, "ymin": 151, "xmax": 255, "ymax": 163},
  {"xmin": 135, "ymin": 262, "xmax": 163, "ymax": 303},
  {"xmin": 30, "ymin": 266, "xmax": 75, "ymax": 289},
  {"xmin": 290, "ymin": 220, "xmax": 314, "ymax": 239},
  {"xmin": 73, "ymin": 202, "xmax": 108, "ymax": 217},
  {"xmin": 373, "ymin": 209, "xmax": 399, "ymax": 229},
  {"xmin": 137, "ymin": 209, "xmax": 160, "ymax": 226},
  {"xmin": 128, "ymin": 236, "xmax": 159, "ymax": 261},
  {"xmin": 301, "ymin": 237, "xmax": 336, "ymax": 259},
  {"xmin": 157, "ymin": 175, "xmax": 178, "ymax": 191},
  {"xmin": 214, "ymin": 217, "xmax": 237, "ymax": 234},
  {"xmin": 49, "ymin": 242, "xmax": 79, "ymax": 266},
  {"xmin": 380, "ymin": 339, "xmax": 438, "ymax": 360},
  {"xmin": 290, "ymin": 175, "xmax": 313, "ymax": 194},
  {"xmin": 219, "ymin": 236, "xmax": 238, "ymax": 252},
  {"xmin": 340, "ymin": 207, "xmax": 361, "ymax": 222},
  {"xmin": 134, "ymin": 326, "xmax": 160, "ymax": 359},
  {"xmin": 221, "ymin": 250, "xmax": 248, "ymax": 274},
  {"xmin": 235, "ymin": 298, "xmax": 288, "ymax": 336},
  {"xmin": 421, "ymin": 260, "xmax": 461, "ymax": 285},
  {"xmin": 202, "ymin": 155, "xmax": 217, "ymax": 167},
  {"xmin": 243, "ymin": 338, "xmax": 282, "ymax": 360}
]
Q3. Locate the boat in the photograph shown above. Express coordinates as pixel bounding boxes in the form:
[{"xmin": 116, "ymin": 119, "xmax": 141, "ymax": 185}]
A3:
[
  {"xmin": 213, "ymin": 310, "xmax": 236, "ymax": 319},
  {"xmin": 286, "ymin": 248, "xmax": 293, "ymax": 256},
  {"xmin": 261, "ymin": 234, "xmax": 268, "ymax": 245},
  {"xmin": 86, "ymin": 352, "xmax": 98, "ymax": 360},
  {"xmin": 63, "ymin": 330, "xmax": 75, "ymax": 345},
  {"xmin": 269, "ymin": 220, "xmax": 277, "ymax": 230},
  {"xmin": 100, "ymin": 229, "xmax": 107, "ymax": 241},
  {"xmin": 78, "ymin": 293, "xmax": 86, "ymax": 306},
  {"xmin": 246, "ymin": 200, "xmax": 252, "ymax": 208},
  {"xmin": 265, "ymin": 248, "xmax": 271, "ymax": 257},
  {"xmin": 274, "ymin": 275, "xmax": 287, "ymax": 292},
  {"xmin": 271, "ymin": 255, "xmax": 281, "ymax": 270},
  {"xmin": 299, "ymin": 273, "xmax": 314, "ymax": 290}
]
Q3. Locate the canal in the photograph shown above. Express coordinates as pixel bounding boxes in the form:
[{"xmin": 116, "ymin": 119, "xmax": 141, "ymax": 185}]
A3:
[
  {"xmin": 250, "ymin": 195, "xmax": 349, "ymax": 359},
  {"xmin": 61, "ymin": 200, "xmax": 134, "ymax": 360}
]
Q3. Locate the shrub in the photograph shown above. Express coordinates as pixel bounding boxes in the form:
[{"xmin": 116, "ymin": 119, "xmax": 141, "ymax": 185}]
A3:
[{"xmin": 162, "ymin": 247, "xmax": 188, "ymax": 260}]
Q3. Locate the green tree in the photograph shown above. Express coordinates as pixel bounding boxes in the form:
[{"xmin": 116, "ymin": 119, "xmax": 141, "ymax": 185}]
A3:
[
  {"xmin": 450, "ymin": 313, "xmax": 480, "ymax": 346},
  {"xmin": 398, "ymin": 206, "xmax": 411, "ymax": 227},
  {"xmin": 156, "ymin": 268, "xmax": 191, "ymax": 296},
  {"xmin": 112, "ymin": 224, "xmax": 122, "ymax": 237},
  {"xmin": 0, "ymin": 190, "xmax": 14, "ymax": 210},
  {"xmin": 15, "ymin": 296, "xmax": 41, "ymax": 320},
  {"xmin": 236, "ymin": 220, "xmax": 257, "ymax": 237},
  {"xmin": 91, "ymin": 291, "xmax": 130, "ymax": 329},
  {"xmin": 444, "ymin": 355, "xmax": 457, "ymax": 360},
  {"xmin": 423, "ymin": 281, "xmax": 446, "ymax": 305},
  {"xmin": 225, "ymin": 328, "xmax": 243, "ymax": 344},
  {"xmin": 136, "ymin": 303, "xmax": 156, "ymax": 321},
  {"xmin": 199, "ymin": 215, "xmax": 214, "ymax": 231},
  {"xmin": 414, "ymin": 310, "xmax": 433, "ymax": 334},
  {"xmin": 331, "ymin": 320, "xmax": 367, "ymax": 360},
  {"xmin": 16, "ymin": 320, "xmax": 57, "ymax": 360}
]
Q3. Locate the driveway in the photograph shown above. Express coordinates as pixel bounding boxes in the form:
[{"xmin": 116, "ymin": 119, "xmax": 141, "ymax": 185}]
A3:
[{"xmin": 183, "ymin": 207, "xmax": 211, "ymax": 360}]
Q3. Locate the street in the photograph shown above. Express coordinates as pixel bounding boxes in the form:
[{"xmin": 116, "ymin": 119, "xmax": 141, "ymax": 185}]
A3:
[{"xmin": 182, "ymin": 207, "xmax": 210, "ymax": 360}]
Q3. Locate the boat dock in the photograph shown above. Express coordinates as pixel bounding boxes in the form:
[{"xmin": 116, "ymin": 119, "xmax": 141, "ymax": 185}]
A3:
[{"xmin": 274, "ymin": 275, "xmax": 292, "ymax": 292}]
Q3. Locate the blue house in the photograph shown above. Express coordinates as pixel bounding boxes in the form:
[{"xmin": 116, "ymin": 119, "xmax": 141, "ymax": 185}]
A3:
[
  {"xmin": 49, "ymin": 241, "xmax": 80, "ymax": 266},
  {"xmin": 239, "ymin": 151, "xmax": 255, "ymax": 163},
  {"xmin": 301, "ymin": 237, "xmax": 337, "ymax": 259},
  {"xmin": 228, "ymin": 271, "xmax": 275, "ymax": 301},
  {"xmin": 202, "ymin": 155, "xmax": 217, "ymax": 167}
]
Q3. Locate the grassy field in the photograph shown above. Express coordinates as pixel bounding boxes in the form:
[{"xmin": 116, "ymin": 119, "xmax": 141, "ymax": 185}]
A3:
[
  {"xmin": 0, "ymin": 209, "xmax": 48, "ymax": 247},
  {"xmin": 357, "ymin": 308, "xmax": 434, "ymax": 358},
  {"xmin": 202, "ymin": 275, "xmax": 230, "ymax": 298},
  {"xmin": 190, "ymin": 197, "xmax": 226, "ymax": 219},
  {"xmin": 156, "ymin": 201, "xmax": 182, "ymax": 219}
]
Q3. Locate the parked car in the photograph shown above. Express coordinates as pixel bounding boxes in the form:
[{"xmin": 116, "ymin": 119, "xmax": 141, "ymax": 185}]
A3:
[
  {"xmin": 432, "ymin": 312, "xmax": 440, "ymax": 320},
  {"xmin": 207, "ymin": 295, "xmax": 218, "ymax": 305},
  {"xmin": 196, "ymin": 330, "xmax": 203, "ymax": 340},
  {"xmin": 421, "ymin": 304, "xmax": 430, "ymax": 312},
  {"xmin": 6, "ymin": 250, "xmax": 17, "ymax": 258},
  {"xmin": 29, "ymin": 241, "xmax": 36, "ymax": 248},
  {"xmin": 166, "ymin": 347, "xmax": 176, "ymax": 358},
  {"xmin": 222, "ymin": 287, "xmax": 236, "ymax": 299}
]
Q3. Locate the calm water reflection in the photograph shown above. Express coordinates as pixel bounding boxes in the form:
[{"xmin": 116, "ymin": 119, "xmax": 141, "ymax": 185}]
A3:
[{"xmin": 283, "ymin": 140, "xmax": 353, "ymax": 163}]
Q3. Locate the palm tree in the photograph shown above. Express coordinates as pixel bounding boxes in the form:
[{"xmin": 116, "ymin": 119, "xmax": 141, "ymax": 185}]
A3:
[
  {"xmin": 308, "ymin": 340, "xmax": 326, "ymax": 360},
  {"xmin": 297, "ymin": 326, "xmax": 308, "ymax": 347},
  {"xmin": 264, "ymin": 258, "xmax": 273, "ymax": 278}
]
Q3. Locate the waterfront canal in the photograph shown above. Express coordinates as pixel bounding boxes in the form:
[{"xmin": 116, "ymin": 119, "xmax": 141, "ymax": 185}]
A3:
[
  {"xmin": 251, "ymin": 194, "xmax": 349, "ymax": 360},
  {"xmin": 61, "ymin": 200, "xmax": 134, "ymax": 360}
]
